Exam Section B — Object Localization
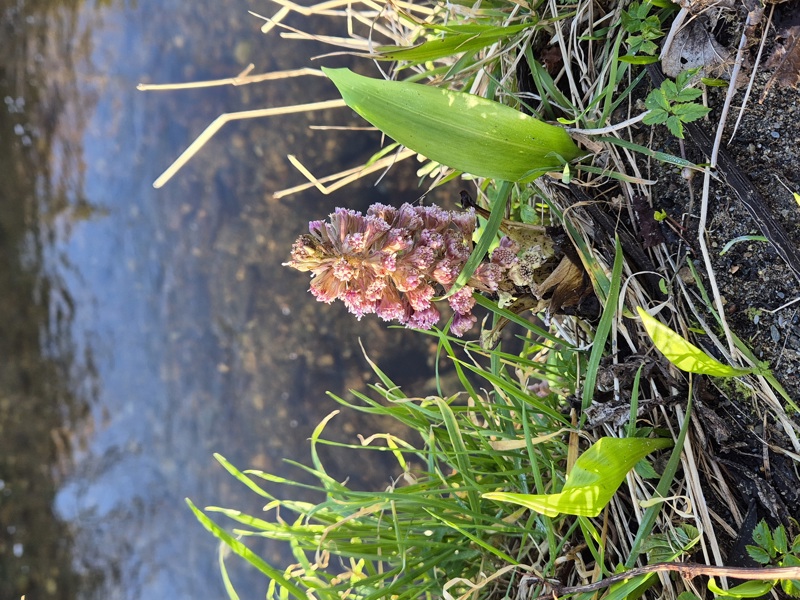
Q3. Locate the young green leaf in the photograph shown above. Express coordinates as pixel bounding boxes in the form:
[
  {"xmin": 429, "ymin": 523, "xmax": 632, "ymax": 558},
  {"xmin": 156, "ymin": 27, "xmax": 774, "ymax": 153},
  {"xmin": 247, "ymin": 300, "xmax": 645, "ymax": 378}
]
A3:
[
  {"xmin": 673, "ymin": 87, "xmax": 703, "ymax": 102},
  {"xmin": 662, "ymin": 80, "xmax": 678, "ymax": 98},
  {"xmin": 672, "ymin": 102, "xmax": 711, "ymax": 122},
  {"xmin": 666, "ymin": 115, "xmax": 683, "ymax": 139},
  {"xmin": 637, "ymin": 307, "xmax": 755, "ymax": 377},
  {"xmin": 752, "ymin": 519, "xmax": 775, "ymax": 555},
  {"xmin": 642, "ymin": 108, "xmax": 669, "ymax": 125},
  {"xmin": 645, "ymin": 89, "xmax": 670, "ymax": 112},
  {"xmin": 483, "ymin": 437, "xmax": 672, "ymax": 517},
  {"xmin": 322, "ymin": 68, "xmax": 584, "ymax": 182},
  {"xmin": 707, "ymin": 578, "xmax": 775, "ymax": 599},
  {"xmin": 745, "ymin": 544, "xmax": 772, "ymax": 565},
  {"xmin": 774, "ymin": 525, "xmax": 789, "ymax": 555},
  {"xmin": 780, "ymin": 555, "xmax": 800, "ymax": 597}
]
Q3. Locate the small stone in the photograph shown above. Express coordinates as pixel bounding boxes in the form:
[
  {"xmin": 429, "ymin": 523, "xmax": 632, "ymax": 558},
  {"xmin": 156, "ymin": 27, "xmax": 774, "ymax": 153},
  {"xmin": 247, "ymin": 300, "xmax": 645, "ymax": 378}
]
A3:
[{"xmin": 771, "ymin": 131, "xmax": 780, "ymax": 139}]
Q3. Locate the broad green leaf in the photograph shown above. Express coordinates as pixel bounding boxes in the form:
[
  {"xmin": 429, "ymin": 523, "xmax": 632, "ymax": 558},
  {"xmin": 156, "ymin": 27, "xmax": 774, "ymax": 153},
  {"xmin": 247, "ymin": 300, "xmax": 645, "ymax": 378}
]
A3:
[
  {"xmin": 752, "ymin": 519, "xmax": 774, "ymax": 551},
  {"xmin": 745, "ymin": 544, "xmax": 772, "ymax": 565},
  {"xmin": 707, "ymin": 578, "xmax": 775, "ymax": 598},
  {"xmin": 774, "ymin": 525, "xmax": 789, "ymax": 554},
  {"xmin": 642, "ymin": 108, "xmax": 669, "ymax": 125},
  {"xmin": 375, "ymin": 23, "xmax": 530, "ymax": 63},
  {"xmin": 673, "ymin": 87, "xmax": 703, "ymax": 102},
  {"xmin": 673, "ymin": 102, "xmax": 711, "ymax": 122},
  {"xmin": 666, "ymin": 114, "xmax": 684, "ymax": 138},
  {"xmin": 637, "ymin": 307, "xmax": 754, "ymax": 377},
  {"xmin": 662, "ymin": 80, "xmax": 678, "ymax": 98},
  {"xmin": 483, "ymin": 437, "xmax": 672, "ymax": 517},
  {"xmin": 322, "ymin": 68, "xmax": 583, "ymax": 182},
  {"xmin": 645, "ymin": 89, "xmax": 670, "ymax": 112}
]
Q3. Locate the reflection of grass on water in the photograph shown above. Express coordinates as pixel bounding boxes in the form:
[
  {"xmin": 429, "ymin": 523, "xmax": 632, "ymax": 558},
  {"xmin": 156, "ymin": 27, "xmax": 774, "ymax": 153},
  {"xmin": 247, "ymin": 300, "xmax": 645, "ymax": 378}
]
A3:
[{"xmin": 141, "ymin": 0, "xmax": 800, "ymax": 598}]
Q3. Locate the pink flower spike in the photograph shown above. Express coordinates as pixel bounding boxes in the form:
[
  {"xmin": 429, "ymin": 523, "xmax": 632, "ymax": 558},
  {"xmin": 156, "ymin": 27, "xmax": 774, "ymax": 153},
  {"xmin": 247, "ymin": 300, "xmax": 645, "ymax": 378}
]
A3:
[
  {"xmin": 451, "ymin": 312, "xmax": 477, "ymax": 337},
  {"xmin": 342, "ymin": 289, "xmax": 376, "ymax": 319},
  {"xmin": 332, "ymin": 258, "xmax": 356, "ymax": 282},
  {"xmin": 490, "ymin": 246, "xmax": 518, "ymax": 269},
  {"xmin": 448, "ymin": 286, "xmax": 475, "ymax": 315},
  {"xmin": 407, "ymin": 306, "xmax": 440, "ymax": 330},
  {"xmin": 406, "ymin": 284, "xmax": 436, "ymax": 311},
  {"xmin": 309, "ymin": 270, "xmax": 348, "ymax": 303},
  {"xmin": 377, "ymin": 296, "xmax": 408, "ymax": 322},
  {"xmin": 432, "ymin": 259, "xmax": 459, "ymax": 285},
  {"xmin": 473, "ymin": 263, "xmax": 502, "ymax": 292}
]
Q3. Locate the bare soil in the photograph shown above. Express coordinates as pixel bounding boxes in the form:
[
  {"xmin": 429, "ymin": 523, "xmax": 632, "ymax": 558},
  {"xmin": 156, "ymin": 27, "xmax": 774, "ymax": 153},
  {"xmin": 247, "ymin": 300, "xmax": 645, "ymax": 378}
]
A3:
[{"xmin": 628, "ymin": 8, "xmax": 800, "ymax": 552}]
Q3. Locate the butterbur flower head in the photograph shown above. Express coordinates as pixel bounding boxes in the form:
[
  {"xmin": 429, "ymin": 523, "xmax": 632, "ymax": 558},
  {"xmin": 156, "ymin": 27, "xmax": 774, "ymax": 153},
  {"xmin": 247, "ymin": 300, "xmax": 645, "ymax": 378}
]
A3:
[
  {"xmin": 406, "ymin": 306, "xmax": 440, "ymax": 330},
  {"xmin": 472, "ymin": 263, "xmax": 504, "ymax": 292},
  {"xmin": 286, "ymin": 202, "xmax": 510, "ymax": 337},
  {"xmin": 491, "ymin": 236, "xmax": 520, "ymax": 269},
  {"xmin": 448, "ymin": 286, "xmax": 476, "ymax": 315},
  {"xmin": 451, "ymin": 312, "xmax": 478, "ymax": 337}
]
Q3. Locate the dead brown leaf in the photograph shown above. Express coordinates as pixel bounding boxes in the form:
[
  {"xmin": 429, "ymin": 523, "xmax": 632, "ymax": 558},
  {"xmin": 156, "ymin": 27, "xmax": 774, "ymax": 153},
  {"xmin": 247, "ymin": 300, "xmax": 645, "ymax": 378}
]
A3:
[
  {"xmin": 662, "ymin": 16, "xmax": 732, "ymax": 78},
  {"xmin": 762, "ymin": 20, "xmax": 800, "ymax": 95},
  {"xmin": 535, "ymin": 254, "xmax": 590, "ymax": 314}
]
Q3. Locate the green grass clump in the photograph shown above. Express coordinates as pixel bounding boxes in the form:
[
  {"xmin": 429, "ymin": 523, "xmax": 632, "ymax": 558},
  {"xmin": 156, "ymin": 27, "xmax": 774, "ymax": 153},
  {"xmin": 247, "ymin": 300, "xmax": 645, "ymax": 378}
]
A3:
[{"xmin": 191, "ymin": 315, "xmax": 679, "ymax": 600}]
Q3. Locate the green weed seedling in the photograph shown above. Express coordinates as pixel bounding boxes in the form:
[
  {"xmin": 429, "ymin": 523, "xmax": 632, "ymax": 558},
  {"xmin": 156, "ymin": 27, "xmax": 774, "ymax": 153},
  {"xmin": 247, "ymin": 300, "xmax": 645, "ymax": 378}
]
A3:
[
  {"xmin": 620, "ymin": 1, "xmax": 664, "ymax": 59},
  {"xmin": 744, "ymin": 519, "xmax": 800, "ymax": 597},
  {"xmin": 643, "ymin": 69, "xmax": 711, "ymax": 139}
]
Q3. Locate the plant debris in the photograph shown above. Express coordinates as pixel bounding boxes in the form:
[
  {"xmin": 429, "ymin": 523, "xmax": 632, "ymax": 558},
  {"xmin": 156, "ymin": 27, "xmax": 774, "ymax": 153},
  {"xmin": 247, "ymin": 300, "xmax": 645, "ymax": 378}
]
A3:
[
  {"xmin": 661, "ymin": 16, "xmax": 731, "ymax": 78},
  {"xmin": 763, "ymin": 10, "xmax": 800, "ymax": 95}
]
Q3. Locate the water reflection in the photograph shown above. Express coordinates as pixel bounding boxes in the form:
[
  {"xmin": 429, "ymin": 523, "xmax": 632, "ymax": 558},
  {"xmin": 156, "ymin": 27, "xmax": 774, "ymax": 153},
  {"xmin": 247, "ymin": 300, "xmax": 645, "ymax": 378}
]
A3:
[{"xmin": 1, "ymin": 0, "xmax": 451, "ymax": 597}]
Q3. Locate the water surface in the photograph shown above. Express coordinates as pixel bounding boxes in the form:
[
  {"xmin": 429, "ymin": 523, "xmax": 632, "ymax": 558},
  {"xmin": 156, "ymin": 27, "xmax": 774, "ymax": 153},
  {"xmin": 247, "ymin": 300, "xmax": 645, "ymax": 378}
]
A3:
[{"xmin": 0, "ymin": 0, "xmax": 445, "ymax": 597}]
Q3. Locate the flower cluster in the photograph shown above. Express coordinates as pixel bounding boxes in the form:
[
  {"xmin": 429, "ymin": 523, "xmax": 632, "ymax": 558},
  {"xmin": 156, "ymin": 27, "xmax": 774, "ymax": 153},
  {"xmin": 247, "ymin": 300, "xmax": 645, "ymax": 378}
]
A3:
[{"xmin": 285, "ymin": 203, "xmax": 515, "ymax": 337}]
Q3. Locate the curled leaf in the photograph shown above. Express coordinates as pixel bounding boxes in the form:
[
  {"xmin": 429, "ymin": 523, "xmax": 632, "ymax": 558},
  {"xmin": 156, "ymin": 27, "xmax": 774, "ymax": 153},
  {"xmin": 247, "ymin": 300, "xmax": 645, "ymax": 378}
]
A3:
[
  {"xmin": 483, "ymin": 437, "xmax": 672, "ymax": 517},
  {"xmin": 637, "ymin": 307, "xmax": 753, "ymax": 377}
]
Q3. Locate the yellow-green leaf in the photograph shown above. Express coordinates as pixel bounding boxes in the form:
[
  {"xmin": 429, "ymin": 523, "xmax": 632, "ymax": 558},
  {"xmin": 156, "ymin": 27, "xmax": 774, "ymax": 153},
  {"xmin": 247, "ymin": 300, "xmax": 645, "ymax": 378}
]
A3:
[
  {"xmin": 322, "ymin": 68, "xmax": 584, "ymax": 182},
  {"xmin": 636, "ymin": 307, "xmax": 754, "ymax": 377},
  {"xmin": 707, "ymin": 578, "xmax": 775, "ymax": 598},
  {"xmin": 483, "ymin": 437, "xmax": 672, "ymax": 517}
]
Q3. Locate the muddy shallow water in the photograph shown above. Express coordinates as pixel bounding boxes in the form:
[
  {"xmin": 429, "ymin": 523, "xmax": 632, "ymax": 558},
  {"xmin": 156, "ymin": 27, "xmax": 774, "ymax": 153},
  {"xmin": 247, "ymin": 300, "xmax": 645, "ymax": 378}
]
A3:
[{"xmin": 0, "ymin": 1, "xmax": 447, "ymax": 598}]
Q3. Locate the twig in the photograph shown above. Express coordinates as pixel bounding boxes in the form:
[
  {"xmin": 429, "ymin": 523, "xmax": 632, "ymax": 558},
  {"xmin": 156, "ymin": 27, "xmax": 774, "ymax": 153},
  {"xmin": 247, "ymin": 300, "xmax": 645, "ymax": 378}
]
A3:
[
  {"xmin": 659, "ymin": 7, "xmax": 689, "ymax": 61},
  {"xmin": 136, "ymin": 66, "xmax": 325, "ymax": 91},
  {"xmin": 729, "ymin": 4, "xmax": 774, "ymax": 143},
  {"xmin": 527, "ymin": 562, "xmax": 800, "ymax": 600},
  {"xmin": 697, "ymin": 9, "xmax": 754, "ymax": 359},
  {"xmin": 566, "ymin": 111, "xmax": 650, "ymax": 135},
  {"xmin": 274, "ymin": 147, "xmax": 416, "ymax": 198},
  {"xmin": 152, "ymin": 99, "xmax": 346, "ymax": 188}
]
